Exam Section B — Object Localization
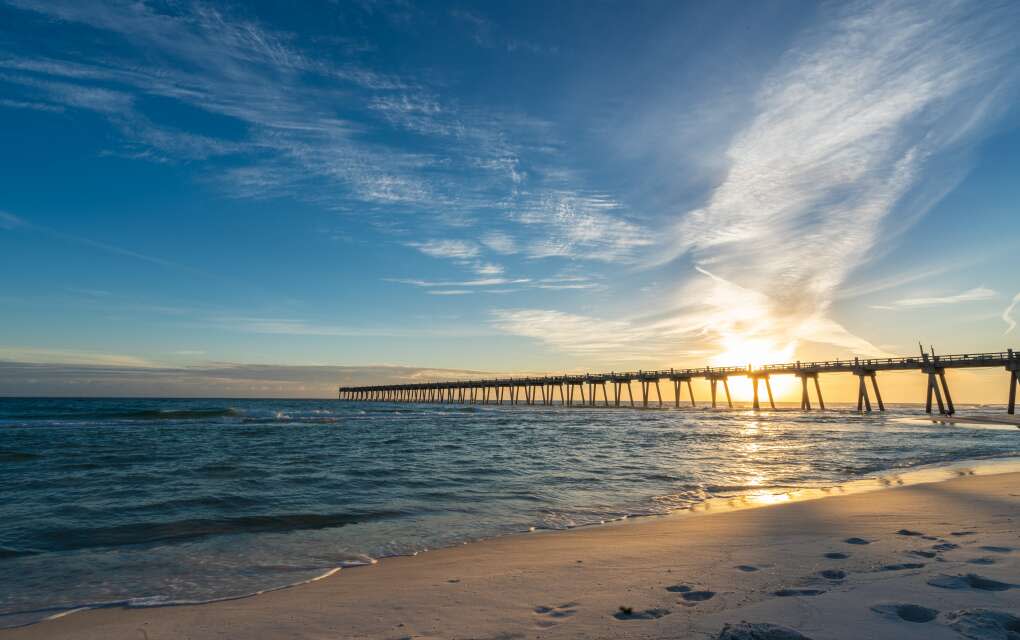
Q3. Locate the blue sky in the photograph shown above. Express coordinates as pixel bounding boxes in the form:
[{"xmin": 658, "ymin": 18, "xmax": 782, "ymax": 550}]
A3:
[{"xmin": 1, "ymin": 0, "xmax": 1019, "ymax": 397}]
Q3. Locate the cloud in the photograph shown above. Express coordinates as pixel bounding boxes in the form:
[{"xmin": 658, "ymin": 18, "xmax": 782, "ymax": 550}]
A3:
[
  {"xmin": 0, "ymin": 346, "xmax": 155, "ymax": 368},
  {"xmin": 2, "ymin": 211, "xmax": 206, "ymax": 275},
  {"xmin": 472, "ymin": 262, "xmax": 504, "ymax": 276},
  {"xmin": 513, "ymin": 190, "xmax": 653, "ymax": 263},
  {"xmin": 491, "ymin": 308, "xmax": 714, "ymax": 363},
  {"xmin": 387, "ymin": 277, "xmax": 529, "ymax": 288},
  {"xmin": 450, "ymin": 9, "xmax": 556, "ymax": 54},
  {"xmin": 877, "ymin": 286, "xmax": 997, "ymax": 309},
  {"xmin": 0, "ymin": 97, "xmax": 65, "ymax": 112},
  {"xmin": 212, "ymin": 315, "xmax": 497, "ymax": 338},
  {"xmin": 0, "ymin": 359, "xmax": 499, "ymax": 397},
  {"xmin": 480, "ymin": 231, "xmax": 518, "ymax": 254},
  {"xmin": 1004, "ymin": 292, "xmax": 1020, "ymax": 334},
  {"xmin": 609, "ymin": 0, "xmax": 1017, "ymax": 359},
  {"xmin": 0, "ymin": 211, "xmax": 27, "ymax": 229},
  {"xmin": 407, "ymin": 239, "xmax": 481, "ymax": 260},
  {"xmin": 0, "ymin": 1, "xmax": 543, "ymax": 216}
]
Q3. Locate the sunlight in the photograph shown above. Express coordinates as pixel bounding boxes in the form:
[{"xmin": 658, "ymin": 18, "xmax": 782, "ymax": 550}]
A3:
[{"xmin": 709, "ymin": 335, "xmax": 798, "ymax": 401}]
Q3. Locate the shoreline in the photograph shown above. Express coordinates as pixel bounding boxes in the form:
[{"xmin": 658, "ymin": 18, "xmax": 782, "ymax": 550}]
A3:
[
  {"xmin": 4, "ymin": 459, "xmax": 1020, "ymax": 639},
  {"xmin": 6, "ymin": 455, "xmax": 1020, "ymax": 631}
]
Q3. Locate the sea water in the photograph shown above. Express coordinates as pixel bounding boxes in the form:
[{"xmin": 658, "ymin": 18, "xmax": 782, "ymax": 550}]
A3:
[{"xmin": 1, "ymin": 397, "xmax": 1018, "ymax": 627}]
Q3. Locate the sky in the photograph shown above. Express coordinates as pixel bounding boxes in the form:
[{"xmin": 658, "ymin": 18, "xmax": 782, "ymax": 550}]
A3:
[{"xmin": 1, "ymin": 0, "xmax": 1019, "ymax": 399}]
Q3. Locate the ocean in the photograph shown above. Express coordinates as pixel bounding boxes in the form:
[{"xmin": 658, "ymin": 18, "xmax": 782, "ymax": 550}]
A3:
[{"xmin": 1, "ymin": 397, "xmax": 1018, "ymax": 628}]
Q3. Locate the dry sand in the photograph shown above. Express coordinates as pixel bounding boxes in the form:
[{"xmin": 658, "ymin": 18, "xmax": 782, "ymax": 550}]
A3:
[{"xmin": 4, "ymin": 469, "xmax": 1018, "ymax": 640}]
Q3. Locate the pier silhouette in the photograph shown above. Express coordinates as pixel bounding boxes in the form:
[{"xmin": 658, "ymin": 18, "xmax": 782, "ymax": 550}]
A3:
[{"xmin": 339, "ymin": 348, "xmax": 1020, "ymax": 415}]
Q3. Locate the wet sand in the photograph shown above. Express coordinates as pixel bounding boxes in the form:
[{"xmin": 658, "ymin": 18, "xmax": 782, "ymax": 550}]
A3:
[{"xmin": 4, "ymin": 470, "xmax": 1019, "ymax": 640}]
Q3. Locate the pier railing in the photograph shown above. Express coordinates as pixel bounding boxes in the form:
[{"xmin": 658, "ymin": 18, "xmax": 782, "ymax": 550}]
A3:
[{"xmin": 339, "ymin": 349, "xmax": 1020, "ymax": 416}]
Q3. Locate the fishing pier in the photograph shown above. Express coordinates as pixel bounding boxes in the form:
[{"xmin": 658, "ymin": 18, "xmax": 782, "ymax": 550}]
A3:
[{"xmin": 339, "ymin": 349, "xmax": 1020, "ymax": 416}]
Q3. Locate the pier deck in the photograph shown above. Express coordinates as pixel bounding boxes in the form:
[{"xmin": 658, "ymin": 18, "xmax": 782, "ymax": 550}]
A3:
[{"xmin": 339, "ymin": 349, "xmax": 1020, "ymax": 416}]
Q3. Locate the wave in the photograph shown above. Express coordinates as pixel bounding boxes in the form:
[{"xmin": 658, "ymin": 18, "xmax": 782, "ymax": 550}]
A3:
[
  {"xmin": 0, "ymin": 564, "xmax": 355, "ymax": 630},
  {"xmin": 0, "ymin": 450, "xmax": 40, "ymax": 462},
  {"xmin": 32, "ymin": 510, "xmax": 407, "ymax": 552},
  {"xmin": 0, "ymin": 546, "xmax": 38, "ymax": 559},
  {"xmin": 8, "ymin": 408, "xmax": 241, "ymax": 421}
]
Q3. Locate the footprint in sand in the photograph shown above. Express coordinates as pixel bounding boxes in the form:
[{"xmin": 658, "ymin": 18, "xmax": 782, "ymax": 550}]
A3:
[
  {"xmin": 932, "ymin": 542, "xmax": 959, "ymax": 551},
  {"xmin": 909, "ymin": 550, "xmax": 937, "ymax": 559},
  {"xmin": 735, "ymin": 565, "xmax": 759, "ymax": 572},
  {"xmin": 533, "ymin": 603, "xmax": 578, "ymax": 628},
  {"xmin": 824, "ymin": 552, "xmax": 850, "ymax": 559},
  {"xmin": 944, "ymin": 609, "xmax": 1020, "ymax": 639},
  {"xmin": 844, "ymin": 537, "xmax": 871, "ymax": 545},
  {"xmin": 870, "ymin": 603, "xmax": 939, "ymax": 623},
  {"xmin": 896, "ymin": 529, "xmax": 924, "ymax": 536},
  {"xmin": 666, "ymin": 584, "xmax": 692, "ymax": 593},
  {"xmin": 979, "ymin": 545, "xmax": 1014, "ymax": 554},
  {"xmin": 927, "ymin": 574, "xmax": 1014, "ymax": 591},
  {"xmin": 950, "ymin": 531, "xmax": 976, "ymax": 537},
  {"xmin": 773, "ymin": 589, "xmax": 825, "ymax": 597},
  {"xmin": 717, "ymin": 622, "xmax": 815, "ymax": 639},
  {"xmin": 614, "ymin": 606, "xmax": 670, "ymax": 620},
  {"xmin": 680, "ymin": 590, "xmax": 716, "ymax": 602},
  {"xmin": 966, "ymin": 557, "xmax": 997, "ymax": 565},
  {"xmin": 819, "ymin": 569, "xmax": 846, "ymax": 580},
  {"xmin": 881, "ymin": 562, "xmax": 925, "ymax": 571}
]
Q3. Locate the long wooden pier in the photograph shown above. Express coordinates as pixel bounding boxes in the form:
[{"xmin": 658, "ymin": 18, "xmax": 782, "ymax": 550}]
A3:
[{"xmin": 339, "ymin": 349, "xmax": 1020, "ymax": 416}]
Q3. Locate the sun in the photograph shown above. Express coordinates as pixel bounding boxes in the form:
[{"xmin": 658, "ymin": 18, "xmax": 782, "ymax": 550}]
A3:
[{"xmin": 709, "ymin": 336, "xmax": 798, "ymax": 403}]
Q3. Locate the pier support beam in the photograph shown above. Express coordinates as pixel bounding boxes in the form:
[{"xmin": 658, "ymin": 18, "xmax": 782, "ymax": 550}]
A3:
[
  {"xmin": 707, "ymin": 378, "xmax": 733, "ymax": 408},
  {"xmin": 799, "ymin": 375, "xmax": 812, "ymax": 410},
  {"xmin": 1009, "ymin": 369, "xmax": 1018, "ymax": 415},
  {"xmin": 673, "ymin": 378, "xmax": 695, "ymax": 407},
  {"xmin": 925, "ymin": 371, "xmax": 947, "ymax": 415},
  {"xmin": 1008, "ymin": 349, "xmax": 1018, "ymax": 415},
  {"xmin": 856, "ymin": 374, "xmax": 872, "ymax": 412},
  {"xmin": 752, "ymin": 375, "xmax": 775, "ymax": 410},
  {"xmin": 870, "ymin": 374, "xmax": 885, "ymax": 411},
  {"xmin": 938, "ymin": 370, "xmax": 955, "ymax": 415}
]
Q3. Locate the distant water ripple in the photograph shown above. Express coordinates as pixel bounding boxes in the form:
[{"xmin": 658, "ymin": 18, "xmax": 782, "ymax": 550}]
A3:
[{"xmin": 1, "ymin": 397, "xmax": 1018, "ymax": 627}]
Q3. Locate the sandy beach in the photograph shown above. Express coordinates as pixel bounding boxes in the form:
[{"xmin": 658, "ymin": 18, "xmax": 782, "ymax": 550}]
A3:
[{"xmin": 4, "ymin": 468, "xmax": 1018, "ymax": 640}]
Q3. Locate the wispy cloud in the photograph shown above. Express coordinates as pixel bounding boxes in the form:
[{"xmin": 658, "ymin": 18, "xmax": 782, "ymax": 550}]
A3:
[
  {"xmin": 0, "ymin": 359, "xmax": 500, "ymax": 397},
  {"xmin": 0, "ymin": 2, "xmax": 552, "ymax": 221},
  {"xmin": 214, "ymin": 316, "xmax": 495, "ymax": 338},
  {"xmin": 1004, "ymin": 292, "xmax": 1020, "ymax": 334},
  {"xmin": 491, "ymin": 308, "xmax": 713, "ymax": 363},
  {"xmin": 0, "ymin": 211, "xmax": 27, "ymax": 229},
  {"xmin": 532, "ymin": 0, "xmax": 1019, "ymax": 360},
  {"xmin": 480, "ymin": 231, "xmax": 518, "ymax": 254},
  {"xmin": 876, "ymin": 286, "xmax": 997, "ymax": 309},
  {"xmin": 450, "ymin": 9, "xmax": 557, "ymax": 55},
  {"xmin": 387, "ymin": 277, "xmax": 530, "ymax": 288},
  {"xmin": 0, "ymin": 97, "xmax": 65, "ymax": 112},
  {"xmin": 407, "ymin": 239, "xmax": 480, "ymax": 260},
  {"xmin": 0, "ymin": 346, "xmax": 155, "ymax": 368},
  {"xmin": 472, "ymin": 262, "xmax": 504, "ymax": 276},
  {"xmin": 2, "ymin": 211, "xmax": 197, "ymax": 272},
  {"xmin": 513, "ymin": 191, "xmax": 653, "ymax": 263}
]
